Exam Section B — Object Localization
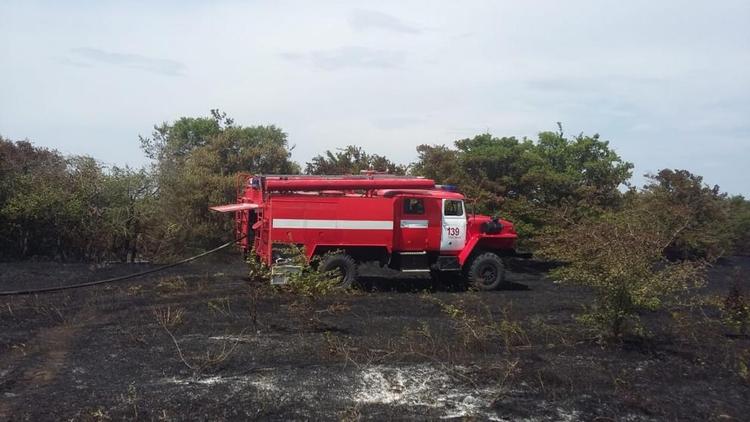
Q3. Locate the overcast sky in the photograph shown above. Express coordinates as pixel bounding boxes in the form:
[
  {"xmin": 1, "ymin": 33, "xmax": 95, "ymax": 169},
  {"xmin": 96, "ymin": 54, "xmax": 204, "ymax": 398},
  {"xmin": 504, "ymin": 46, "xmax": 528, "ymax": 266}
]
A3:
[{"xmin": 1, "ymin": 1, "xmax": 748, "ymax": 195}]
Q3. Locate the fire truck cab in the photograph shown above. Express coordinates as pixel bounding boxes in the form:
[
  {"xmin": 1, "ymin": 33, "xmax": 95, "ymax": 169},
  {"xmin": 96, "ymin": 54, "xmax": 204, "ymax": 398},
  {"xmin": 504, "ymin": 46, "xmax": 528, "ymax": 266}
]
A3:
[{"xmin": 211, "ymin": 174, "xmax": 518, "ymax": 290}]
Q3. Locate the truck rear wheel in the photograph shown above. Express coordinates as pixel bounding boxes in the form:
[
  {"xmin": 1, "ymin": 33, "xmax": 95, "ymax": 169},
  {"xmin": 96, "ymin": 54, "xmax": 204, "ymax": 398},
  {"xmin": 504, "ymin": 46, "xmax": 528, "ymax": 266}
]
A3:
[
  {"xmin": 319, "ymin": 254, "xmax": 358, "ymax": 288},
  {"xmin": 466, "ymin": 252, "xmax": 505, "ymax": 290}
]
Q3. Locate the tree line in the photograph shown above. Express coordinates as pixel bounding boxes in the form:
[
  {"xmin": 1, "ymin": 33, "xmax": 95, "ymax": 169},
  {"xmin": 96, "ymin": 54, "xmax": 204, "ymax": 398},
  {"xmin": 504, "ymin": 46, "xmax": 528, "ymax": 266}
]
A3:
[{"xmin": 1, "ymin": 111, "xmax": 748, "ymax": 262}]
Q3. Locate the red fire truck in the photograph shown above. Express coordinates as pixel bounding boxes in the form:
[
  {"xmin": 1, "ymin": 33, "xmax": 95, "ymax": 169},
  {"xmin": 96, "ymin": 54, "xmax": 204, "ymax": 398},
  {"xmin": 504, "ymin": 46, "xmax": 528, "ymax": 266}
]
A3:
[{"xmin": 211, "ymin": 174, "xmax": 518, "ymax": 290}]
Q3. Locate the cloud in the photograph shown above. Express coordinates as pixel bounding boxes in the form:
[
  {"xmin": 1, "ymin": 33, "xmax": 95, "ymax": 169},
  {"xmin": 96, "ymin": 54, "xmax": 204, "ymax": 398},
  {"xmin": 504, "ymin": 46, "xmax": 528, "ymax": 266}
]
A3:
[
  {"xmin": 348, "ymin": 9, "xmax": 420, "ymax": 34},
  {"xmin": 56, "ymin": 56, "xmax": 94, "ymax": 68},
  {"xmin": 67, "ymin": 48, "xmax": 186, "ymax": 76},
  {"xmin": 283, "ymin": 46, "xmax": 405, "ymax": 70}
]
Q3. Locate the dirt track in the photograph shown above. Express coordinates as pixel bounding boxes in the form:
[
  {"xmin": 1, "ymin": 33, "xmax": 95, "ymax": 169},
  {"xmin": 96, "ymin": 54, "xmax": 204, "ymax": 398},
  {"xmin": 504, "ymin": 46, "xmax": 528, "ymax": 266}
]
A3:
[{"xmin": 1, "ymin": 256, "xmax": 748, "ymax": 421}]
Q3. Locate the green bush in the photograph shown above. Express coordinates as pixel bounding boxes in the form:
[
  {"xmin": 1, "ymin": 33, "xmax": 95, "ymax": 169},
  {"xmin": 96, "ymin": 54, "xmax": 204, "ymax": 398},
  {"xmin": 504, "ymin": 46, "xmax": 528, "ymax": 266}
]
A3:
[
  {"xmin": 539, "ymin": 204, "xmax": 706, "ymax": 339},
  {"xmin": 246, "ymin": 243, "xmax": 343, "ymax": 297},
  {"xmin": 281, "ymin": 245, "xmax": 343, "ymax": 297}
]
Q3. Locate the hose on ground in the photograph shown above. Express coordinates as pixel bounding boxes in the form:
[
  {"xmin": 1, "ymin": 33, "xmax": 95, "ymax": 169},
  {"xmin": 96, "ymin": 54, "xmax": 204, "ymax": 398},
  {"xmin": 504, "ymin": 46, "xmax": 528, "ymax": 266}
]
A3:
[{"xmin": 0, "ymin": 236, "xmax": 246, "ymax": 296}]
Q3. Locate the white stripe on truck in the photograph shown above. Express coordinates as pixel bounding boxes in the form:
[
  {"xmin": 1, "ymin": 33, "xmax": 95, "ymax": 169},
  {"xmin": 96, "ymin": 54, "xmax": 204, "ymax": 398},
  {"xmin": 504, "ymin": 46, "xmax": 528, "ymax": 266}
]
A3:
[
  {"xmin": 272, "ymin": 219, "xmax": 393, "ymax": 230},
  {"xmin": 399, "ymin": 220, "xmax": 429, "ymax": 229}
]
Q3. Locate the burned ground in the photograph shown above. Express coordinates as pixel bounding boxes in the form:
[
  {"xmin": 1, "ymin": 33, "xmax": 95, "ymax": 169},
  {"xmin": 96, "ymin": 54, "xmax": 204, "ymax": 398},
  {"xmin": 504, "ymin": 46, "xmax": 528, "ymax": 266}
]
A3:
[{"xmin": 0, "ymin": 256, "xmax": 748, "ymax": 421}]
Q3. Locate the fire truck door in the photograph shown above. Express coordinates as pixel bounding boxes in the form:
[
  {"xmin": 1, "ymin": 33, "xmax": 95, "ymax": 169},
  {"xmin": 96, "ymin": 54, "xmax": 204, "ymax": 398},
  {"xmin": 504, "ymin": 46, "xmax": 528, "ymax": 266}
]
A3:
[
  {"xmin": 441, "ymin": 199, "xmax": 466, "ymax": 251},
  {"xmin": 397, "ymin": 197, "xmax": 430, "ymax": 250}
]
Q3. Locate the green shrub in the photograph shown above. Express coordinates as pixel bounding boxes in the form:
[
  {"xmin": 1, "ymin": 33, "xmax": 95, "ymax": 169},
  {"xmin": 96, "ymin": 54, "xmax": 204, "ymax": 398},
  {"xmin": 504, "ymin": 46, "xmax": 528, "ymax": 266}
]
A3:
[
  {"xmin": 246, "ymin": 243, "xmax": 343, "ymax": 297},
  {"xmin": 539, "ymin": 205, "xmax": 705, "ymax": 339},
  {"xmin": 246, "ymin": 244, "xmax": 271, "ymax": 284},
  {"xmin": 280, "ymin": 244, "xmax": 343, "ymax": 297}
]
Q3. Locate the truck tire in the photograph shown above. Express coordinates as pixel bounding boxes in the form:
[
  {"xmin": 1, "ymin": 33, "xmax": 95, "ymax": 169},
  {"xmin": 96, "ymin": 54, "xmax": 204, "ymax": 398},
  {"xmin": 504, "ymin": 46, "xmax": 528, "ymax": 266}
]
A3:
[
  {"xmin": 319, "ymin": 254, "xmax": 358, "ymax": 288},
  {"xmin": 466, "ymin": 252, "xmax": 505, "ymax": 290}
]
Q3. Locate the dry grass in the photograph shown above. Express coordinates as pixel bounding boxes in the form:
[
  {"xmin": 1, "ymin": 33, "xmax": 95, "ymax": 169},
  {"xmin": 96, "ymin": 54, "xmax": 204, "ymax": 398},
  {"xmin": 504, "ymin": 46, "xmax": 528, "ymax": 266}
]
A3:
[
  {"xmin": 30, "ymin": 296, "xmax": 67, "ymax": 323},
  {"xmin": 207, "ymin": 297, "xmax": 234, "ymax": 318},
  {"xmin": 126, "ymin": 285, "xmax": 143, "ymax": 296},
  {"xmin": 153, "ymin": 305, "xmax": 242, "ymax": 376},
  {"xmin": 192, "ymin": 336, "xmax": 242, "ymax": 372},
  {"xmin": 423, "ymin": 295, "xmax": 531, "ymax": 354},
  {"xmin": 153, "ymin": 306, "xmax": 185, "ymax": 329},
  {"xmin": 156, "ymin": 276, "xmax": 187, "ymax": 294}
]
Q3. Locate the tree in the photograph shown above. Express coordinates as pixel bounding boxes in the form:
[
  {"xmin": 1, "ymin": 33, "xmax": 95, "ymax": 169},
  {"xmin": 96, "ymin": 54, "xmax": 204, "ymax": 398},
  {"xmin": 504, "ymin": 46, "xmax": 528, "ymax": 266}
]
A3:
[
  {"xmin": 305, "ymin": 145, "xmax": 406, "ymax": 175},
  {"xmin": 411, "ymin": 144, "xmax": 464, "ymax": 183},
  {"xmin": 140, "ymin": 109, "xmax": 228, "ymax": 163},
  {"xmin": 139, "ymin": 111, "xmax": 299, "ymax": 257},
  {"xmin": 101, "ymin": 166, "xmax": 156, "ymax": 262},
  {"xmin": 60, "ymin": 155, "xmax": 109, "ymax": 260},
  {"xmin": 412, "ymin": 127, "xmax": 633, "ymax": 240},
  {"xmin": 641, "ymin": 169, "xmax": 731, "ymax": 260},
  {"xmin": 0, "ymin": 137, "xmax": 154, "ymax": 261},
  {"xmin": 726, "ymin": 196, "xmax": 750, "ymax": 255},
  {"xmin": 0, "ymin": 137, "xmax": 70, "ymax": 258}
]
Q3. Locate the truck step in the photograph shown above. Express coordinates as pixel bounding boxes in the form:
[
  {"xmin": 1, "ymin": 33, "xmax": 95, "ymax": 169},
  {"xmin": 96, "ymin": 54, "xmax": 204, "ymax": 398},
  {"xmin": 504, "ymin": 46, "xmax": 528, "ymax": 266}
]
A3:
[{"xmin": 392, "ymin": 251, "xmax": 429, "ymax": 272}]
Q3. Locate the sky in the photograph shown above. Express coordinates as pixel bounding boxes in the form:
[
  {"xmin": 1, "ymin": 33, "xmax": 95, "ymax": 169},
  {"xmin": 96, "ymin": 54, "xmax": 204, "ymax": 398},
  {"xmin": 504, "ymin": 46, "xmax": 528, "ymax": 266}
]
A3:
[{"xmin": 1, "ymin": 0, "xmax": 748, "ymax": 195}]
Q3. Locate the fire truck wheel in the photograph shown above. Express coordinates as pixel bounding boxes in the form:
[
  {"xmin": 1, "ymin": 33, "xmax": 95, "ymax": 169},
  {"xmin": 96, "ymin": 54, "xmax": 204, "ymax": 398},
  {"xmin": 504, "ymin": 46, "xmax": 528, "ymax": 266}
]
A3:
[
  {"xmin": 319, "ymin": 254, "xmax": 358, "ymax": 288},
  {"xmin": 466, "ymin": 252, "xmax": 506, "ymax": 290}
]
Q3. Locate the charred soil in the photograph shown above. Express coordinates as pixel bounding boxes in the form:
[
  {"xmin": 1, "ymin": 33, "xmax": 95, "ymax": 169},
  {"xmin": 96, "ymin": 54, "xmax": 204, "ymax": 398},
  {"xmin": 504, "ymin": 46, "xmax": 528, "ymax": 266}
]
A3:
[{"xmin": 1, "ymin": 256, "xmax": 748, "ymax": 421}]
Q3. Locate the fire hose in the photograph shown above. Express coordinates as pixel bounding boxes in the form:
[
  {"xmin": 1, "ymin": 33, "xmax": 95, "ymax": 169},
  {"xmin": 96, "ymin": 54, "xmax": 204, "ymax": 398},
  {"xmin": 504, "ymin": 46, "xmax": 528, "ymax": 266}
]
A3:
[{"xmin": 0, "ymin": 236, "xmax": 246, "ymax": 296}]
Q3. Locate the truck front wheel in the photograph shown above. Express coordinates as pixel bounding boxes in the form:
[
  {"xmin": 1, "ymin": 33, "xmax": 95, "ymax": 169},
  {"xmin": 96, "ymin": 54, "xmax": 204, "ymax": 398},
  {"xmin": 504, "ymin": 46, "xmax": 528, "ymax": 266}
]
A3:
[
  {"xmin": 319, "ymin": 254, "xmax": 358, "ymax": 288},
  {"xmin": 466, "ymin": 252, "xmax": 506, "ymax": 290}
]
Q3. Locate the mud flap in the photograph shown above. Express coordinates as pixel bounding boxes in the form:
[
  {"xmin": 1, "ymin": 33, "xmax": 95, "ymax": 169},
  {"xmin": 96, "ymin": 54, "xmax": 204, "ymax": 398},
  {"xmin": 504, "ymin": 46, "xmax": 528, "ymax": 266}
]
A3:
[{"xmin": 436, "ymin": 256, "xmax": 461, "ymax": 271}]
